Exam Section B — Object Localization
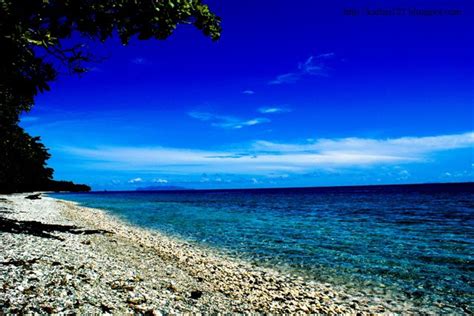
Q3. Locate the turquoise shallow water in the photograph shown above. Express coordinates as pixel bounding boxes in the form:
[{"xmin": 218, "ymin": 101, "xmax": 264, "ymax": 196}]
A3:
[{"xmin": 52, "ymin": 183, "xmax": 474, "ymax": 313}]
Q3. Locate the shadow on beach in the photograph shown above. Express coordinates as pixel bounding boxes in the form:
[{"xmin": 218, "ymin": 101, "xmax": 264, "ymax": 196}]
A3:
[{"xmin": 0, "ymin": 215, "xmax": 110, "ymax": 240}]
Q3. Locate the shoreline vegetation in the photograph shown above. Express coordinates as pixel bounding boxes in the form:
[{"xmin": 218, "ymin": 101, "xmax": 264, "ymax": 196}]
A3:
[
  {"xmin": 2, "ymin": 194, "xmax": 423, "ymax": 314},
  {"xmin": 0, "ymin": 180, "xmax": 91, "ymax": 195}
]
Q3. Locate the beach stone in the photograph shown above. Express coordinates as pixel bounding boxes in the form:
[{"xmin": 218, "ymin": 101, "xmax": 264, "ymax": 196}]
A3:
[{"xmin": 190, "ymin": 290, "xmax": 203, "ymax": 299}]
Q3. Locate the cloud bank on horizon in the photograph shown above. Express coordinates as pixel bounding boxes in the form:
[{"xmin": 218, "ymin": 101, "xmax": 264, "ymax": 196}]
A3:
[{"xmin": 61, "ymin": 131, "xmax": 473, "ymax": 176}]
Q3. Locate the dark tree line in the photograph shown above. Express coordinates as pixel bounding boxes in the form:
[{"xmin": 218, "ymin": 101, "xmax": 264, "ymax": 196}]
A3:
[{"xmin": 0, "ymin": 0, "xmax": 221, "ymax": 193}]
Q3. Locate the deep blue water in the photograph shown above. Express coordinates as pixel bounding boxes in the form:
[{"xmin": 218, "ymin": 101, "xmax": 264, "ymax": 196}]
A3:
[{"xmin": 52, "ymin": 183, "xmax": 474, "ymax": 312}]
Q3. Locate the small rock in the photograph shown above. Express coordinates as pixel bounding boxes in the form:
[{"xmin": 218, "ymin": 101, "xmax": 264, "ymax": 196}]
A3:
[
  {"xmin": 127, "ymin": 295, "xmax": 145, "ymax": 305},
  {"xmin": 41, "ymin": 305, "xmax": 54, "ymax": 313},
  {"xmin": 100, "ymin": 303, "xmax": 113, "ymax": 313},
  {"xmin": 144, "ymin": 309, "xmax": 159, "ymax": 316},
  {"xmin": 167, "ymin": 283, "xmax": 177, "ymax": 292},
  {"xmin": 190, "ymin": 290, "xmax": 203, "ymax": 299},
  {"xmin": 25, "ymin": 193, "xmax": 41, "ymax": 200}
]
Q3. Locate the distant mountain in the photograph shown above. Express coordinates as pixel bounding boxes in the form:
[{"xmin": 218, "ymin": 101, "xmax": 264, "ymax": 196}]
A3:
[{"xmin": 135, "ymin": 185, "xmax": 190, "ymax": 191}]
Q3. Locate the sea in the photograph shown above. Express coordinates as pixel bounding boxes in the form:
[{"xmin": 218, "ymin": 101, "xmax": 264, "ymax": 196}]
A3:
[{"xmin": 51, "ymin": 182, "xmax": 474, "ymax": 313}]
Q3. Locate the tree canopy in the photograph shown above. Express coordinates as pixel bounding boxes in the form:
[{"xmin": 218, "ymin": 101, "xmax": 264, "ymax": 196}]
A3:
[{"xmin": 0, "ymin": 0, "xmax": 221, "ymax": 193}]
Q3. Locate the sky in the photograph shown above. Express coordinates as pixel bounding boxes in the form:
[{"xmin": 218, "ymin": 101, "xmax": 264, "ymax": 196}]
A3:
[{"xmin": 21, "ymin": 0, "xmax": 474, "ymax": 190}]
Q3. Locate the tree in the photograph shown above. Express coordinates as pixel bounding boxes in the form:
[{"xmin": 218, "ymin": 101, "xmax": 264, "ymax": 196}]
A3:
[
  {"xmin": 0, "ymin": 123, "xmax": 53, "ymax": 192},
  {"xmin": 0, "ymin": 0, "xmax": 221, "ymax": 192}
]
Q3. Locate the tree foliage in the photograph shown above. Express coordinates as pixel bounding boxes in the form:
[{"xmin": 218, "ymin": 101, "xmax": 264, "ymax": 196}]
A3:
[
  {"xmin": 0, "ymin": 122, "xmax": 53, "ymax": 192},
  {"xmin": 0, "ymin": 0, "xmax": 221, "ymax": 192}
]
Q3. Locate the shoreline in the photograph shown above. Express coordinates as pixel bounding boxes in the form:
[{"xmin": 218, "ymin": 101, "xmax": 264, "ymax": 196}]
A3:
[{"xmin": 1, "ymin": 193, "xmax": 415, "ymax": 314}]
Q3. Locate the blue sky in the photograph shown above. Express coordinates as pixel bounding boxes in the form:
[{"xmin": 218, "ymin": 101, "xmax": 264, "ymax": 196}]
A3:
[{"xmin": 21, "ymin": 0, "xmax": 473, "ymax": 190}]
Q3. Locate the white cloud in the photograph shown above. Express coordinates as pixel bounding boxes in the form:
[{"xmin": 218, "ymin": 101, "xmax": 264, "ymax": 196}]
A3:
[
  {"xmin": 61, "ymin": 132, "xmax": 473, "ymax": 176},
  {"xmin": 398, "ymin": 169, "xmax": 410, "ymax": 176},
  {"xmin": 252, "ymin": 132, "xmax": 474, "ymax": 156},
  {"xmin": 242, "ymin": 90, "xmax": 255, "ymax": 95},
  {"xmin": 440, "ymin": 170, "xmax": 473, "ymax": 178},
  {"xmin": 152, "ymin": 178, "xmax": 168, "ymax": 183},
  {"xmin": 396, "ymin": 169, "xmax": 411, "ymax": 180},
  {"xmin": 128, "ymin": 177, "xmax": 143, "ymax": 183},
  {"xmin": 269, "ymin": 73, "xmax": 300, "ymax": 85},
  {"xmin": 315, "ymin": 52, "xmax": 335, "ymax": 59},
  {"xmin": 188, "ymin": 111, "xmax": 270, "ymax": 129},
  {"xmin": 266, "ymin": 173, "xmax": 289, "ymax": 179},
  {"xmin": 269, "ymin": 53, "xmax": 335, "ymax": 85},
  {"xmin": 258, "ymin": 107, "xmax": 292, "ymax": 114}
]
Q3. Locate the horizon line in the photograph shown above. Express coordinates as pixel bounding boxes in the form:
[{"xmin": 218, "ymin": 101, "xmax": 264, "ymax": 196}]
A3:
[{"xmin": 66, "ymin": 181, "xmax": 474, "ymax": 193}]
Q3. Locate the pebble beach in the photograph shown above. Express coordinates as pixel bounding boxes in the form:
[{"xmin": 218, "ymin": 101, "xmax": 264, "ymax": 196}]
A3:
[{"xmin": 0, "ymin": 193, "xmax": 422, "ymax": 314}]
